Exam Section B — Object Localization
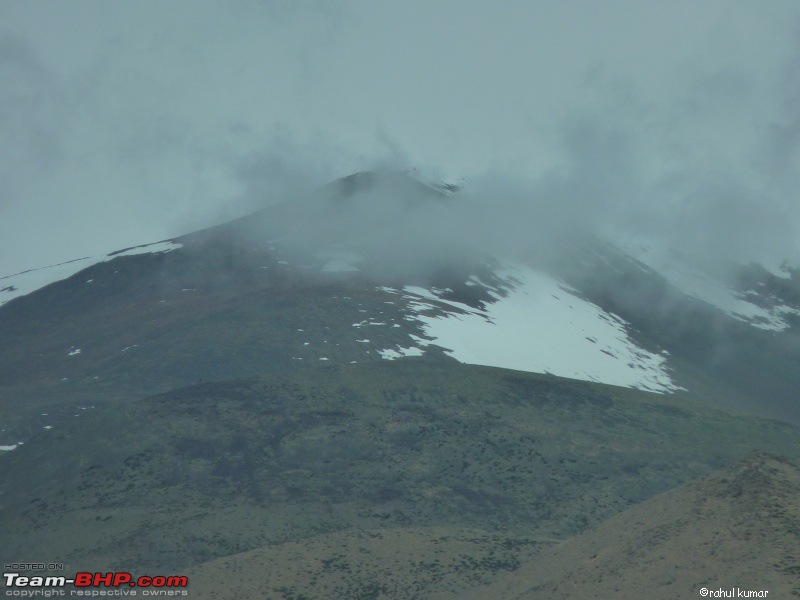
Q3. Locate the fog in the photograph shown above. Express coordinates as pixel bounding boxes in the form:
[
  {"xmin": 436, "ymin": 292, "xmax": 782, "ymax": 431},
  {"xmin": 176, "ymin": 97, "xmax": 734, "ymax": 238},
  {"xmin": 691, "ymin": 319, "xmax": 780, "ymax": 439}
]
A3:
[{"xmin": 2, "ymin": 1, "xmax": 799, "ymax": 277}]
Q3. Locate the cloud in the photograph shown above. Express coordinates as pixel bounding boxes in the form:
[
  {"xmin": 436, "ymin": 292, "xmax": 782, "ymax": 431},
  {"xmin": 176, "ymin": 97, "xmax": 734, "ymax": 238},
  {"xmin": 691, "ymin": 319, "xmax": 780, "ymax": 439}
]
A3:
[
  {"xmin": 1, "ymin": 2, "xmax": 800, "ymax": 277},
  {"xmin": 0, "ymin": 33, "xmax": 60, "ymax": 205}
]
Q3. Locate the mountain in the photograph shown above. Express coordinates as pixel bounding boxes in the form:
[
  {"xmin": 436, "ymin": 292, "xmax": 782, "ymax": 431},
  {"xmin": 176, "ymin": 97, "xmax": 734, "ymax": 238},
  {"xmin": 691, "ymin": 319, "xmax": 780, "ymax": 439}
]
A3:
[
  {"xmin": 1, "ymin": 170, "xmax": 799, "ymax": 596},
  {"xmin": 1, "ymin": 366, "xmax": 798, "ymax": 598},
  {"xmin": 2, "ymin": 170, "xmax": 799, "ymax": 446},
  {"xmin": 181, "ymin": 451, "xmax": 800, "ymax": 599},
  {"xmin": 463, "ymin": 451, "xmax": 800, "ymax": 599}
]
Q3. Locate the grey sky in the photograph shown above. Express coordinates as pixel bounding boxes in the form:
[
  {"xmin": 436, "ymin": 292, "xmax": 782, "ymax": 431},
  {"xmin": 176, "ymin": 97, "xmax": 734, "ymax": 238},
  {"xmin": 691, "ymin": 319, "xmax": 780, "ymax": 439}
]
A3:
[{"xmin": 1, "ymin": 1, "xmax": 799, "ymax": 275}]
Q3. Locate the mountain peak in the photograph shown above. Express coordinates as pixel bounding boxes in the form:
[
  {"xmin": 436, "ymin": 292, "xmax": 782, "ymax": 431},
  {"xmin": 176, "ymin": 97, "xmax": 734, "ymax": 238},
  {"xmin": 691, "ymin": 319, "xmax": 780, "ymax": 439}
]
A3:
[{"xmin": 326, "ymin": 170, "xmax": 459, "ymax": 203}]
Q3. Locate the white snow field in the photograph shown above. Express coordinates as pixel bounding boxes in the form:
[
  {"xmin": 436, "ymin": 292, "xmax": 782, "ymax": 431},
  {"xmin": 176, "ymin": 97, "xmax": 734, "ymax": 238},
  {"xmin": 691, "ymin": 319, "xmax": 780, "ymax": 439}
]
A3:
[
  {"xmin": 381, "ymin": 265, "xmax": 684, "ymax": 394},
  {"xmin": 631, "ymin": 246, "xmax": 800, "ymax": 332},
  {"xmin": 0, "ymin": 241, "xmax": 183, "ymax": 308}
]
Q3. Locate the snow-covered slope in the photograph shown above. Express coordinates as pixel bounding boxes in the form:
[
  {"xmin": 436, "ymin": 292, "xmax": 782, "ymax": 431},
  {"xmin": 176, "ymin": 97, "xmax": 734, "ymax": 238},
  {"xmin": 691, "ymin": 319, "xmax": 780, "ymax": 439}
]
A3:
[
  {"xmin": 630, "ymin": 246, "xmax": 800, "ymax": 332},
  {"xmin": 377, "ymin": 265, "xmax": 682, "ymax": 393},
  {"xmin": 3, "ymin": 171, "xmax": 799, "ymax": 426},
  {"xmin": 0, "ymin": 241, "xmax": 182, "ymax": 308}
]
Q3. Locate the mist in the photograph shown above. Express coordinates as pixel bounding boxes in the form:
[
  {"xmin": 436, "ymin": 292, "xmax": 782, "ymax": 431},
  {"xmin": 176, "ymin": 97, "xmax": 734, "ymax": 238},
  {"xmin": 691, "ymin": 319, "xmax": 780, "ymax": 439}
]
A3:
[
  {"xmin": 2, "ymin": 1, "xmax": 799, "ymax": 278},
  {"xmin": 229, "ymin": 105, "xmax": 800, "ymax": 286}
]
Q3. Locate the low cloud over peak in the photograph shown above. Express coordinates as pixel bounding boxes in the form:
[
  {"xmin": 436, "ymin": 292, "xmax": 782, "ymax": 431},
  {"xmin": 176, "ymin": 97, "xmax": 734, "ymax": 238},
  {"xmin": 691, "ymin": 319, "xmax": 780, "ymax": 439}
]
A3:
[{"xmin": 2, "ymin": 2, "xmax": 799, "ymax": 277}]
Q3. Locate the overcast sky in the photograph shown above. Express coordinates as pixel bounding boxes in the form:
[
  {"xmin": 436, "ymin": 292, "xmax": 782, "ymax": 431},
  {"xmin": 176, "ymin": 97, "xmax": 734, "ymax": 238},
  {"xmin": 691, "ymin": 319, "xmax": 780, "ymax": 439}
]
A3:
[{"xmin": 2, "ymin": 1, "xmax": 799, "ymax": 276}]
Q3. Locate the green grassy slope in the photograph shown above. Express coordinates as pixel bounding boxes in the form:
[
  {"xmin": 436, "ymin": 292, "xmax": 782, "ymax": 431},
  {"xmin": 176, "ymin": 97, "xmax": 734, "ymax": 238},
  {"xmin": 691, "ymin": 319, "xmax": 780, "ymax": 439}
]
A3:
[{"xmin": 1, "ymin": 362, "xmax": 796, "ymax": 597}]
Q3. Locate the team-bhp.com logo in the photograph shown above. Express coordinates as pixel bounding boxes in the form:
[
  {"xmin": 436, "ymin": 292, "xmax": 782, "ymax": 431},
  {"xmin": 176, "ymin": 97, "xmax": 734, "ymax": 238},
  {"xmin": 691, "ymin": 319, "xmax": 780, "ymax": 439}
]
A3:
[{"xmin": 4, "ymin": 572, "xmax": 188, "ymax": 596}]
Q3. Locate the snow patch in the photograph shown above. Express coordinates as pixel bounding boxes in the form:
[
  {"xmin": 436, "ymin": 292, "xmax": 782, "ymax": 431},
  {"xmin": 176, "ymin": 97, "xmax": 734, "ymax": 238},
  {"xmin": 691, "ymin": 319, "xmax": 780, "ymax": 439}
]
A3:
[
  {"xmin": 378, "ymin": 346, "xmax": 425, "ymax": 360},
  {"xmin": 633, "ymin": 248, "xmax": 797, "ymax": 331},
  {"xmin": 390, "ymin": 265, "xmax": 683, "ymax": 394},
  {"xmin": 317, "ymin": 250, "xmax": 364, "ymax": 273},
  {"xmin": 352, "ymin": 320, "xmax": 387, "ymax": 327},
  {"xmin": 1, "ymin": 241, "xmax": 182, "ymax": 308},
  {"xmin": 322, "ymin": 259, "xmax": 360, "ymax": 273}
]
